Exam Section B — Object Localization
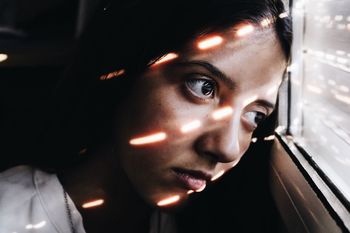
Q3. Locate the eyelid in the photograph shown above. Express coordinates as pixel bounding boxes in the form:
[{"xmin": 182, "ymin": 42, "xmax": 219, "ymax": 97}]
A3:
[
  {"xmin": 184, "ymin": 74, "xmax": 218, "ymax": 101},
  {"xmin": 242, "ymin": 110, "xmax": 267, "ymax": 131},
  {"xmin": 186, "ymin": 72, "xmax": 220, "ymax": 92}
]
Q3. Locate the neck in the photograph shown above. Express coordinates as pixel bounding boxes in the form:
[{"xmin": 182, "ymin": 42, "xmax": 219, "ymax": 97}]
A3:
[{"xmin": 57, "ymin": 146, "xmax": 153, "ymax": 232}]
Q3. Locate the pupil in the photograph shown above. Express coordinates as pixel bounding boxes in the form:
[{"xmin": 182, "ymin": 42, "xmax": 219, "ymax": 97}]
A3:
[
  {"xmin": 255, "ymin": 114, "xmax": 264, "ymax": 124},
  {"xmin": 201, "ymin": 81, "xmax": 213, "ymax": 96}
]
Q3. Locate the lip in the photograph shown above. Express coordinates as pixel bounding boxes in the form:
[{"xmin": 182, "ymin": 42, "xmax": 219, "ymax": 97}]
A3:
[{"xmin": 172, "ymin": 168, "xmax": 212, "ymax": 191}]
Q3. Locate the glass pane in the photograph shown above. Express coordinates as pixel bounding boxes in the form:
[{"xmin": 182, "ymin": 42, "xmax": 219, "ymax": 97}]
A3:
[{"xmin": 296, "ymin": 0, "xmax": 350, "ymax": 200}]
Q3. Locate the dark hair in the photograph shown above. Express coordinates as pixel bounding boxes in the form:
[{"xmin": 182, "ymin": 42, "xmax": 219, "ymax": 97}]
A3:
[{"xmin": 38, "ymin": 0, "xmax": 292, "ymax": 169}]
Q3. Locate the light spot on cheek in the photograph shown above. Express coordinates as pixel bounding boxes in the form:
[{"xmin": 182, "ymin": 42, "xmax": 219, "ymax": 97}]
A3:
[
  {"xmin": 180, "ymin": 120, "xmax": 202, "ymax": 134},
  {"xmin": 212, "ymin": 106, "xmax": 234, "ymax": 120},
  {"xmin": 129, "ymin": 132, "xmax": 167, "ymax": 146}
]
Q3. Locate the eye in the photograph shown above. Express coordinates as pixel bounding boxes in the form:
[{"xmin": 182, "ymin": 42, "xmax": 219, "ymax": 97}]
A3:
[
  {"xmin": 185, "ymin": 76, "xmax": 216, "ymax": 100},
  {"xmin": 243, "ymin": 111, "xmax": 267, "ymax": 129}
]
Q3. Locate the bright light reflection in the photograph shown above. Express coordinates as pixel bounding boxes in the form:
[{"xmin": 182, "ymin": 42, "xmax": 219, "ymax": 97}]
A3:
[
  {"xmin": 100, "ymin": 69, "xmax": 125, "ymax": 80},
  {"xmin": 236, "ymin": 25, "xmax": 255, "ymax": 37},
  {"xmin": 25, "ymin": 221, "xmax": 46, "ymax": 229},
  {"xmin": 231, "ymin": 159, "xmax": 240, "ymax": 168},
  {"xmin": 195, "ymin": 184, "xmax": 206, "ymax": 192},
  {"xmin": 187, "ymin": 190, "xmax": 194, "ymax": 194},
  {"xmin": 211, "ymin": 170, "xmax": 225, "ymax": 181},
  {"xmin": 251, "ymin": 137, "xmax": 258, "ymax": 143},
  {"xmin": 198, "ymin": 36, "xmax": 223, "ymax": 50},
  {"xmin": 264, "ymin": 135, "xmax": 275, "ymax": 141},
  {"xmin": 275, "ymin": 126, "xmax": 285, "ymax": 133},
  {"xmin": 212, "ymin": 106, "xmax": 233, "ymax": 120},
  {"xmin": 82, "ymin": 199, "xmax": 104, "ymax": 208},
  {"xmin": 261, "ymin": 18, "xmax": 272, "ymax": 27},
  {"xmin": 157, "ymin": 195, "xmax": 180, "ymax": 206},
  {"xmin": 180, "ymin": 120, "xmax": 202, "ymax": 133},
  {"xmin": 153, "ymin": 53, "xmax": 178, "ymax": 65},
  {"xmin": 129, "ymin": 132, "xmax": 167, "ymax": 146},
  {"xmin": 279, "ymin": 12, "xmax": 289, "ymax": 18},
  {"xmin": 334, "ymin": 94, "xmax": 350, "ymax": 105},
  {"xmin": 0, "ymin": 53, "xmax": 8, "ymax": 62}
]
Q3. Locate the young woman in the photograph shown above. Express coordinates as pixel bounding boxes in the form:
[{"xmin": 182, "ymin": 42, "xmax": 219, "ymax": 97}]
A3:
[{"xmin": 0, "ymin": 0, "xmax": 291, "ymax": 232}]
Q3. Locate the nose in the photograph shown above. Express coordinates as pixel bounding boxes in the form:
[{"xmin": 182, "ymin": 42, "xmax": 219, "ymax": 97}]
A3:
[{"xmin": 194, "ymin": 111, "xmax": 241, "ymax": 163}]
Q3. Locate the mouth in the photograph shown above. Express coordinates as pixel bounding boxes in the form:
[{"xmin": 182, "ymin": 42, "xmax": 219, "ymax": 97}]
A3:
[{"xmin": 172, "ymin": 168, "xmax": 212, "ymax": 191}]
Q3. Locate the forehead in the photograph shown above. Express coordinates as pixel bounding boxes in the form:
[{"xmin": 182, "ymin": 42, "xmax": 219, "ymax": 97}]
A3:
[{"xmin": 180, "ymin": 27, "xmax": 286, "ymax": 96}]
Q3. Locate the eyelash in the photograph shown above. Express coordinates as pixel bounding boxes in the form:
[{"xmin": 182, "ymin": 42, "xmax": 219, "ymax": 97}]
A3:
[
  {"xmin": 183, "ymin": 73, "xmax": 268, "ymax": 130},
  {"xmin": 184, "ymin": 75, "xmax": 217, "ymax": 101}
]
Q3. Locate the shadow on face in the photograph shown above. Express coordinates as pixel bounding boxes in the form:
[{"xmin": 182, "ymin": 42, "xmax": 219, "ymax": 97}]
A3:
[{"xmin": 109, "ymin": 22, "xmax": 287, "ymax": 207}]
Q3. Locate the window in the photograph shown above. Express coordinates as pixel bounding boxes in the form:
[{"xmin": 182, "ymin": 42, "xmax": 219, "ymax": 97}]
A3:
[{"xmin": 277, "ymin": 0, "xmax": 350, "ymax": 229}]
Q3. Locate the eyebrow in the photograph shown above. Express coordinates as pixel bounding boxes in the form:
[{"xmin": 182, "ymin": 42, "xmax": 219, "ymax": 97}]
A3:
[
  {"xmin": 255, "ymin": 99, "xmax": 276, "ymax": 111},
  {"xmin": 174, "ymin": 60, "xmax": 236, "ymax": 90}
]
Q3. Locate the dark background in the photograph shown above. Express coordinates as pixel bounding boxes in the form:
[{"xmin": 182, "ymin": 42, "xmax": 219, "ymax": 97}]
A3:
[{"xmin": 0, "ymin": 1, "xmax": 286, "ymax": 232}]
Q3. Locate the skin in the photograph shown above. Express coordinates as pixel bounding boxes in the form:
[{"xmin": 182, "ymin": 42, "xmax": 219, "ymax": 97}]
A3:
[
  {"xmin": 59, "ymin": 24, "xmax": 287, "ymax": 232},
  {"xmin": 114, "ymin": 26, "xmax": 287, "ymax": 207}
]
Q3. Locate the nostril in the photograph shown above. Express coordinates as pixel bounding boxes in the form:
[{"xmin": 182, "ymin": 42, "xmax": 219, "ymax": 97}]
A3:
[{"xmin": 201, "ymin": 151, "xmax": 221, "ymax": 163}]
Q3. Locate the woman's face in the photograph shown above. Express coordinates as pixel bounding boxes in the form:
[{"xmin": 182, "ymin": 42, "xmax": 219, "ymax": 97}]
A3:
[{"xmin": 114, "ymin": 26, "xmax": 287, "ymax": 207}]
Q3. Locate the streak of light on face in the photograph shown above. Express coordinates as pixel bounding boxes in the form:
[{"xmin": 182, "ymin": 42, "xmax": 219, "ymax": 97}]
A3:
[
  {"xmin": 152, "ymin": 53, "xmax": 179, "ymax": 66},
  {"xmin": 157, "ymin": 195, "xmax": 180, "ymax": 206},
  {"xmin": 129, "ymin": 132, "xmax": 167, "ymax": 146},
  {"xmin": 236, "ymin": 24, "xmax": 255, "ymax": 37},
  {"xmin": 197, "ymin": 35, "xmax": 223, "ymax": 50},
  {"xmin": 195, "ymin": 183, "xmax": 206, "ymax": 192},
  {"xmin": 82, "ymin": 199, "xmax": 105, "ymax": 208},
  {"xmin": 212, "ymin": 106, "xmax": 234, "ymax": 121},
  {"xmin": 180, "ymin": 120, "xmax": 202, "ymax": 134},
  {"xmin": 211, "ymin": 170, "xmax": 225, "ymax": 181}
]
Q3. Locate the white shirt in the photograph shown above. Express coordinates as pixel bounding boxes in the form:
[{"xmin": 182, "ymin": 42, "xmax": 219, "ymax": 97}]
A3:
[
  {"xmin": 0, "ymin": 165, "xmax": 85, "ymax": 233},
  {"xmin": 0, "ymin": 165, "xmax": 178, "ymax": 233}
]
